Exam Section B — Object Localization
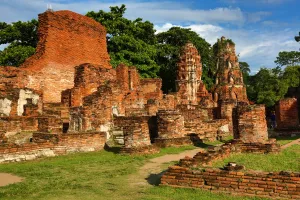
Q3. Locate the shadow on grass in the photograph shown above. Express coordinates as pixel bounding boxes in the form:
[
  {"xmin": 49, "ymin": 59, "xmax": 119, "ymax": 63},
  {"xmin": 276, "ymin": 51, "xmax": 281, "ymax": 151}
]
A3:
[
  {"xmin": 104, "ymin": 143, "xmax": 121, "ymax": 154},
  {"xmin": 146, "ymin": 170, "xmax": 167, "ymax": 186}
]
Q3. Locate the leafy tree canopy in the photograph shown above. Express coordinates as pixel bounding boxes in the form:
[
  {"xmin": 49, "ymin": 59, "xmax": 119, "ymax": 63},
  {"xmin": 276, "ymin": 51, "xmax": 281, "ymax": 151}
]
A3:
[
  {"xmin": 247, "ymin": 65, "xmax": 300, "ymax": 107},
  {"xmin": 275, "ymin": 51, "xmax": 300, "ymax": 67},
  {"xmin": 86, "ymin": 5, "xmax": 159, "ymax": 78},
  {"xmin": 0, "ymin": 19, "xmax": 38, "ymax": 66}
]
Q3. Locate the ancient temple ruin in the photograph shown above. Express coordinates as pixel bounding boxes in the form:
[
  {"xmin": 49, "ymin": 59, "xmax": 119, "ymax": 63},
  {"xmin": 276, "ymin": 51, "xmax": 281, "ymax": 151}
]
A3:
[{"xmin": 0, "ymin": 10, "xmax": 284, "ymax": 162}]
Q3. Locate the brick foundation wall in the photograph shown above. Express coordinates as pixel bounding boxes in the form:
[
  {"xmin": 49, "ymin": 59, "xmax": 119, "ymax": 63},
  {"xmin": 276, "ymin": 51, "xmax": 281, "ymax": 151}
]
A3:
[
  {"xmin": 276, "ymin": 98, "xmax": 299, "ymax": 130},
  {"xmin": 0, "ymin": 132, "xmax": 106, "ymax": 163},
  {"xmin": 161, "ymin": 166, "xmax": 300, "ymax": 199}
]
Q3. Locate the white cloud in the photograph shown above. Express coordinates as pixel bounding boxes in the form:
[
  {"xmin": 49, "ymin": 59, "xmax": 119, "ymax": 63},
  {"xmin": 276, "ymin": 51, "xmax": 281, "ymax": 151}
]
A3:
[
  {"xmin": 0, "ymin": 0, "xmax": 245, "ymax": 24},
  {"xmin": 247, "ymin": 11, "xmax": 271, "ymax": 23}
]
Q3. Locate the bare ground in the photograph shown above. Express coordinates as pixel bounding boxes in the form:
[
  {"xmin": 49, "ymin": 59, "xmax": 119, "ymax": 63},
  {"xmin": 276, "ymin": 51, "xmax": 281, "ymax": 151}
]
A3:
[{"xmin": 0, "ymin": 173, "xmax": 23, "ymax": 187}]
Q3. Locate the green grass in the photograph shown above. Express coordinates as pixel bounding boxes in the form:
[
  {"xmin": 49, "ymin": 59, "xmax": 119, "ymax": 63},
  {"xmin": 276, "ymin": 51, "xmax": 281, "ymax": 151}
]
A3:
[
  {"xmin": 0, "ymin": 145, "xmax": 269, "ymax": 200},
  {"xmin": 275, "ymin": 135, "xmax": 300, "ymax": 145},
  {"xmin": 212, "ymin": 145, "xmax": 300, "ymax": 172},
  {"xmin": 143, "ymin": 186, "xmax": 267, "ymax": 200}
]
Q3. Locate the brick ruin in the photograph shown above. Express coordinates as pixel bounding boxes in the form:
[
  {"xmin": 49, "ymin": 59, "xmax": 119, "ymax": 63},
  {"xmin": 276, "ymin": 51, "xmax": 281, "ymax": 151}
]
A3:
[{"xmin": 0, "ymin": 9, "xmax": 283, "ymax": 161}]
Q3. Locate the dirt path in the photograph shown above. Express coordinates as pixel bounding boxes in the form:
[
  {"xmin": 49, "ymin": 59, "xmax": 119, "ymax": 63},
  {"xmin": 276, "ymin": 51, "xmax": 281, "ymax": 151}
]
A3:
[
  {"xmin": 0, "ymin": 173, "xmax": 23, "ymax": 187},
  {"xmin": 129, "ymin": 148, "xmax": 204, "ymax": 187},
  {"xmin": 281, "ymin": 138, "xmax": 300, "ymax": 149}
]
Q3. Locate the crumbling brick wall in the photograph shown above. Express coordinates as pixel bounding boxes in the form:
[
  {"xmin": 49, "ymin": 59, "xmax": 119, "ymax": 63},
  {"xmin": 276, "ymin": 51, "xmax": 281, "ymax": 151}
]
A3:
[
  {"xmin": 275, "ymin": 98, "xmax": 299, "ymax": 129},
  {"xmin": 0, "ymin": 10, "xmax": 111, "ymax": 103}
]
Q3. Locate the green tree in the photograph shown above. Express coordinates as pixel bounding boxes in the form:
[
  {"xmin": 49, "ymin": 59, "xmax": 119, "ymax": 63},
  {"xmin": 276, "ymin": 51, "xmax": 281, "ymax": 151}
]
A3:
[
  {"xmin": 281, "ymin": 65, "xmax": 300, "ymax": 88},
  {"xmin": 0, "ymin": 20, "xmax": 38, "ymax": 66},
  {"xmin": 86, "ymin": 5, "xmax": 159, "ymax": 78},
  {"xmin": 247, "ymin": 67, "xmax": 289, "ymax": 107},
  {"xmin": 156, "ymin": 27, "xmax": 214, "ymax": 92},
  {"xmin": 275, "ymin": 51, "xmax": 300, "ymax": 67},
  {"xmin": 239, "ymin": 61, "xmax": 251, "ymax": 85}
]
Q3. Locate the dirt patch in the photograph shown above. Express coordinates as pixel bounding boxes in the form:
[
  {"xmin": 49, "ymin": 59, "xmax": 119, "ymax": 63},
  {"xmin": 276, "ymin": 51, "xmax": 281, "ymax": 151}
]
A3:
[
  {"xmin": 281, "ymin": 138, "xmax": 300, "ymax": 149},
  {"xmin": 128, "ymin": 148, "xmax": 204, "ymax": 187},
  {"xmin": 0, "ymin": 173, "xmax": 23, "ymax": 187}
]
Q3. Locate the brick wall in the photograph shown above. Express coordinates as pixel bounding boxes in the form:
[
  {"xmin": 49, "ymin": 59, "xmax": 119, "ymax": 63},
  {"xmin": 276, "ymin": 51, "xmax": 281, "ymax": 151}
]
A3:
[
  {"xmin": 0, "ymin": 117, "xmax": 39, "ymax": 134},
  {"xmin": 0, "ymin": 132, "xmax": 106, "ymax": 163},
  {"xmin": 276, "ymin": 98, "xmax": 299, "ymax": 130},
  {"xmin": 161, "ymin": 166, "xmax": 300, "ymax": 199}
]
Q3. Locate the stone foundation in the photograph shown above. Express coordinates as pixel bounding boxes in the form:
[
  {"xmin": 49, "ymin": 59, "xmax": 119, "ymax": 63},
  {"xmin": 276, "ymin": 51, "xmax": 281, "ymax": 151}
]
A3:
[{"xmin": 0, "ymin": 132, "xmax": 106, "ymax": 163}]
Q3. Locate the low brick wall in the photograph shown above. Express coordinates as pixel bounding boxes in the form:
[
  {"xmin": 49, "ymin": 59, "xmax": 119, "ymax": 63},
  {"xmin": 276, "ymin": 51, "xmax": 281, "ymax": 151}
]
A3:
[
  {"xmin": 161, "ymin": 166, "xmax": 300, "ymax": 199},
  {"xmin": 178, "ymin": 140, "xmax": 280, "ymax": 167},
  {"xmin": 0, "ymin": 132, "xmax": 106, "ymax": 163}
]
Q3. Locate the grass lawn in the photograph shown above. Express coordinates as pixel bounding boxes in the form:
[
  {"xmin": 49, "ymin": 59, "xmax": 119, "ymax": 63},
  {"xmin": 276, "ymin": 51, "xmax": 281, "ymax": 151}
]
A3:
[
  {"xmin": 0, "ymin": 145, "xmax": 268, "ymax": 200},
  {"xmin": 212, "ymin": 145, "xmax": 300, "ymax": 172},
  {"xmin": 275, "ymin": 135, "xmax": 300, "ymax": 145}
]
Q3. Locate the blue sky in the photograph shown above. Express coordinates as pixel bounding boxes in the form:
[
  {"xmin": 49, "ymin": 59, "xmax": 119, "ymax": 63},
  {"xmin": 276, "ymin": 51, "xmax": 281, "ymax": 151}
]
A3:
[{"xmin": 0, "ymin": 0, "xmax": 299, "ymax": 73}]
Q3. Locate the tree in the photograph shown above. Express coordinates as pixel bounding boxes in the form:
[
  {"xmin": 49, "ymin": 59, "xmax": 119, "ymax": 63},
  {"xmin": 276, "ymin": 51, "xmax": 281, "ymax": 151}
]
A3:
[
  {"xmin": 248, "ymin": 67, "xmax": 287, "ymax": 107},
  {"xmin": 239, "ymin": 62, "xmax": 250, "ymax": 74},
  {"xmin": 156, "ymin": 27, "xmax": 214, "ymax": 92},
  {"xmin": 281, "ymin": 65, "xmax": 300, "ymax": 88},
  {"xmin": 239, "ymin": 61, "xmax": 251, "ymax": 85},
  {"xmin": 86, "ymin": 5, "xmax": 159, "ymax": 78},
  {"xmin": 275, "ymin": 51, "xmax": 300, "ymax": 67},
  {"xmin": 0, "ymin": 20, "xmax": 38, "ymax": 66}
]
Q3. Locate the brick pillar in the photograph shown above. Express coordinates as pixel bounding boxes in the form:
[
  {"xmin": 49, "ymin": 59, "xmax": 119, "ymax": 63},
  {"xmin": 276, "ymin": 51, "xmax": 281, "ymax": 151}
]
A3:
[
  {"xmin": 122, "ymin": 117, "xmax": 151, "ymax": 148},
  {"xmin": 155, "ymin": 110, "xmax": 192, "ymax": 147},
  {"xmin": 275, "ymin": 98, "xmax": 299, "ymax": 130},
  {"xmin": 235, "ymin": 104, "xmax": 268, "ymax": 143},
  {"xmin": 219, "ymin": 99, "xmax": 236, "ymax": 133}
]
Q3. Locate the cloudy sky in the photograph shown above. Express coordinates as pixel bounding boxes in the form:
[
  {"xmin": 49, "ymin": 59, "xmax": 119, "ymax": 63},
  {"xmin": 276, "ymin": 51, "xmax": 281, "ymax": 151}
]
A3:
[{"xmin": 0, "ymin": 0, "xmax": 299, "ymax": 73}]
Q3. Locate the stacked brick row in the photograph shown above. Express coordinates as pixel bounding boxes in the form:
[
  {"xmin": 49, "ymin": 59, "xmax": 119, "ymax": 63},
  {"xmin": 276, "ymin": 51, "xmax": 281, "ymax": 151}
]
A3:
[{"xmin": 161, "ymin": 166, "xmax": 300, "ymax": 199}]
